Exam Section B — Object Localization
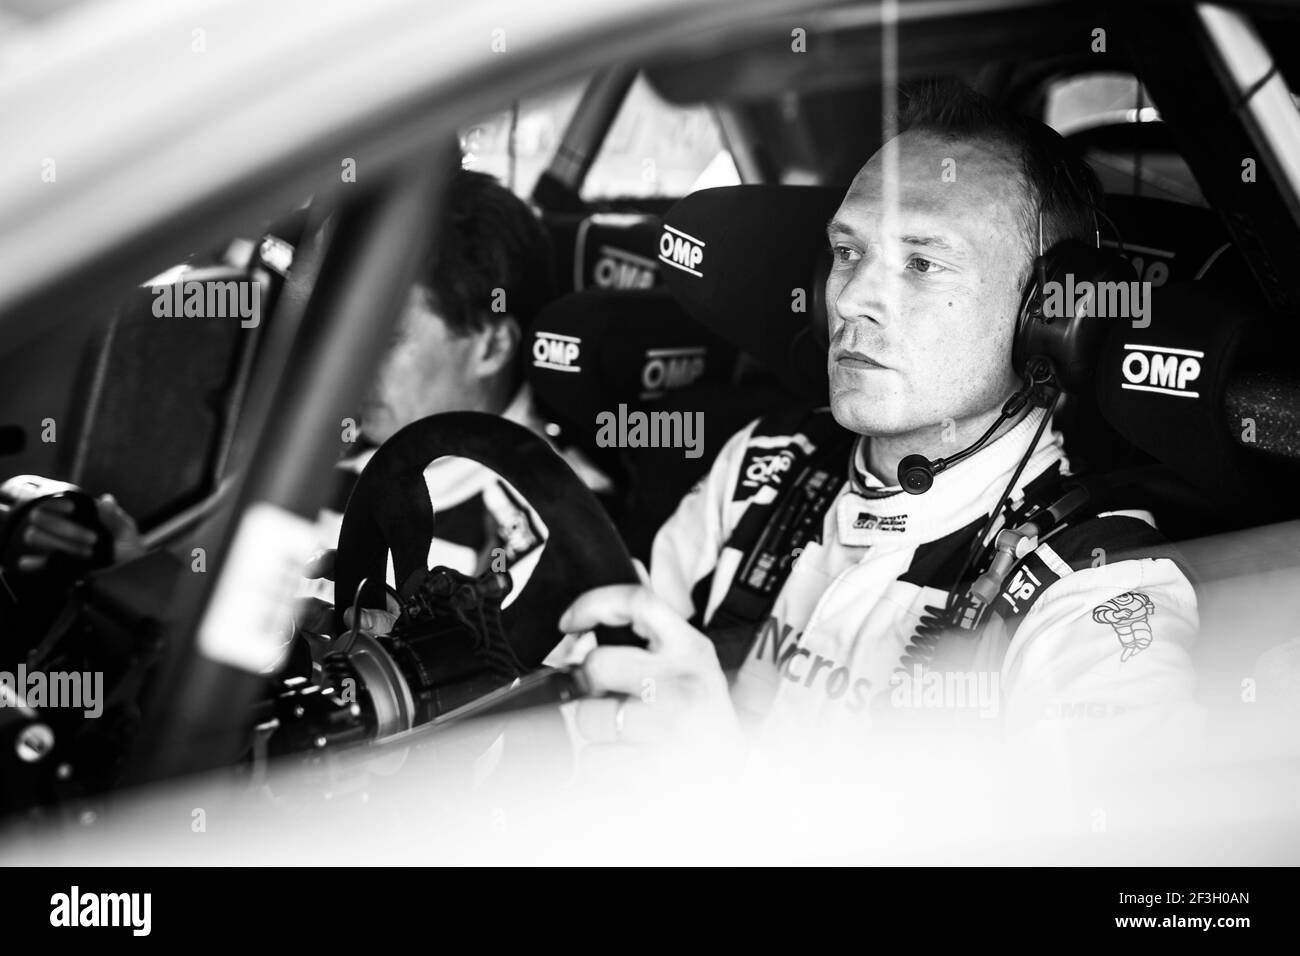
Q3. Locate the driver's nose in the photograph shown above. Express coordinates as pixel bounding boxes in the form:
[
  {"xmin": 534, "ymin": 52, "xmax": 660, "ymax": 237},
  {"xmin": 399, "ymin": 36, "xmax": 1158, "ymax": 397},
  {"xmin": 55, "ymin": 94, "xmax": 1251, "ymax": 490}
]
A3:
[{"xmin": 833, "ymin": 252, "xmax": 890, "ymax": 330}]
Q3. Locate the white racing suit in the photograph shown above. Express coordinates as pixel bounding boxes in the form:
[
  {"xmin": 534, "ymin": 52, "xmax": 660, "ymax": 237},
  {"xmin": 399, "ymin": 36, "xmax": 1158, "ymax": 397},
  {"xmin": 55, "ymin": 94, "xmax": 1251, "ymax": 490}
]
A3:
[{"xmin": 650, "ymin": 405, "xmax": 1202, "ymax": 751}]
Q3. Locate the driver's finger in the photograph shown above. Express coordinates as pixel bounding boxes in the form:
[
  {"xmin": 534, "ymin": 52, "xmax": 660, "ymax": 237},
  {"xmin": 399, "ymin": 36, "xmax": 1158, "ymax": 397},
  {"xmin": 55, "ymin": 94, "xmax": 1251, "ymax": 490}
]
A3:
[
  {"xmin": 303, "ymin": 549, "xmax": 337, "ymax": 581},
  {"xmin": 344, "ymin": 606, "xmax": 398, "ymax": 635},
  {"xmin": 27, "ymin": 508, "xmax": 98, "ymax": 546},
  {"xmin": 558, "ymin": 584, "xmax": 690, "ymax": 653},
  {"xmin": 573, "ymin": 694, "xmax": 655, "ymax": 745},
  {"xmin": 17, "ymin": 554, "xmax": 48, "ymax": 573},
  {"xmin": 26, "ymin": 498, "xmax": 78, "ymax": 532},
  {"xmin": 33, "ymin": 498, "xmax": 76, "ymax": 516},
  {"xmin": 22, "ymin": 521, "xmax": 94, "ymax": 558},
  {"xmin": 580, "ymin": 644, "xmax": 665, "ymax": 697},
  {"xmin": 96, "ymin": 494, "xmax": 138, "ymax": 535},
  {"xmin": 360, "ymin": 607, "xmax": 397, "ymax": 633},
  {"xmin": 632, "ymin": 558, "xmax": 652, "ymax": 587},
  {"xmin": 293, "ymin": 597, "xmax": 334, "ymax": 634}
]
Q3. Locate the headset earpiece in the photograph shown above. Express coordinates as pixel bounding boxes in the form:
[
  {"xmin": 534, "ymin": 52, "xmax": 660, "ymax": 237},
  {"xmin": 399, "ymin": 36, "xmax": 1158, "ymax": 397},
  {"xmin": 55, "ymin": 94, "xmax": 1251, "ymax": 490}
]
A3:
[{"xmin": 1012, "ymin": 238, "xmax": 1135, "ymax": 394}]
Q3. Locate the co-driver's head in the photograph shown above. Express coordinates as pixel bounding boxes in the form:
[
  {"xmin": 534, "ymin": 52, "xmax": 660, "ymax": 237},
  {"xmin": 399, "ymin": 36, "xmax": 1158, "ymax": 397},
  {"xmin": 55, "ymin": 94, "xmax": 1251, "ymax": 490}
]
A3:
[
  {"xmin": 825, "ymin": 78, "xmax": 1102, "ymax": 441},
  {"xmin": 361, "ymin": 169, "xmax": 555, "ymax": 444}
]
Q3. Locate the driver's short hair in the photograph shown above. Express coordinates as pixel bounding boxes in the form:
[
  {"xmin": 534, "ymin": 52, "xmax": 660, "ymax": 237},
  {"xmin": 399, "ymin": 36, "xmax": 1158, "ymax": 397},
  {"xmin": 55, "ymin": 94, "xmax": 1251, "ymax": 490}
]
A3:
[
  {"xmin": 897, "ymin": 77, "xmax": 1103, "ymax": 285},
  {"xmin": 418, "ymin": 168, "xmax": 556, "ymax": 379}
]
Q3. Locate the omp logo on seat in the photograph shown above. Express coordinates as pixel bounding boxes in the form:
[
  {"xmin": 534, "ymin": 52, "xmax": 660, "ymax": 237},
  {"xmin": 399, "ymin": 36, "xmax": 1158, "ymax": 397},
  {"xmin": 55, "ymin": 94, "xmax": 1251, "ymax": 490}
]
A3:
[
  {"xmin": 1102, "ymin": 238, "xmax": 1174, "ymax": 286},
  {"xmin": 657, "ymin": 225, "xmax": 705, "ymax": 277},
  {"xmin": 640, "ymin": 346, "xmax": 706, "ymax": 399},
  {"xmin": 1121, "ymin": 344, "xmax": 1203, "ymax": 398},
  {"xmin": 593, "ymin": 246, "xmax": 656, "ymax": 289},
  {"xmin": 532, "ymin": 331, "xmax": 581, "ymax": 373}
]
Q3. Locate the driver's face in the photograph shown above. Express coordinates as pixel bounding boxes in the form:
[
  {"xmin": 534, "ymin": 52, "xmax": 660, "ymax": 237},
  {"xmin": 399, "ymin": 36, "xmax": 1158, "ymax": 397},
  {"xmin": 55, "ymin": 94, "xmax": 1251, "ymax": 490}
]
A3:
[
  {"xmin": 359, "ymin": 286, "xmax": 485, "ymax": 444},
  {"xmin": 825, "ymin": 130, "xmax": 1031, "ymax": 438}
]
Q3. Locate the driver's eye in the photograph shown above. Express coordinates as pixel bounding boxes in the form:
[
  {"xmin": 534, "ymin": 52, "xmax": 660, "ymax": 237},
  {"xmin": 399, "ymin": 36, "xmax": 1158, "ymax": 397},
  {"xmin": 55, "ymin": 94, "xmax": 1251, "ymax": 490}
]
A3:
[
  {"xmin": 831, "ymin": 244, "xmax": 858, "ymax": 263},
  {"xmin": 907, "ymin": 256, "xmax": 941, "ymax": 274}
]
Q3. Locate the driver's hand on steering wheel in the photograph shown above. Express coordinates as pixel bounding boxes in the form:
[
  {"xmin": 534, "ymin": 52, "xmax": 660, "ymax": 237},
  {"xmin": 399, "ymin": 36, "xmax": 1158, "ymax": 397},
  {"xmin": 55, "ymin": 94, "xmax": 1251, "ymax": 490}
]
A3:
[
  {"xmin": 559, "ymin": 582, "xmax": 741, "ymax": 753},
  {"xmin": 296, "ymin": 548, "xmax": 400, "ymax": 636},
  {"xmin": 18, "ymin": 494, "xmax": 146, "ymax": 572}
]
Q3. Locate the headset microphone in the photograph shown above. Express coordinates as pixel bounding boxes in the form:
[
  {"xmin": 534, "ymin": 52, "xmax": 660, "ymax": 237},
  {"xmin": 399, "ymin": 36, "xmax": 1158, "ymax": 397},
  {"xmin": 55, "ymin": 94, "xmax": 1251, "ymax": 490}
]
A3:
[{"xmin": 896, "ymin": 376, "xmax": 1041, "ymax": 495}]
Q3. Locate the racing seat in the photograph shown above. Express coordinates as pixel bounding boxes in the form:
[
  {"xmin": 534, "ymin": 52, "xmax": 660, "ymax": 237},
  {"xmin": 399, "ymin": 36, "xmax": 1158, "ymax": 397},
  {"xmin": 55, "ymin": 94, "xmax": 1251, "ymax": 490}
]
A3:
[
  {"xmin": 1052, "ymin": 191, "xmax": 1259, "ymax": 480},
  {"xmin": 544, "ymin": 211, "xmax": 664, "ymax": 295},
  {"xmin": 658, "ymin": 185, "xmax": 842, "ymax": 406},
  {"xmin": 1055, "ymin": 117, "xmax": 1261, "ymax": 469},
  {"xmin": 525, "ymin": 288, "xmax": 791, "ymax": 559},
  {"xmin": 1100, "ymin": 194, "xmax": 1251, "ymax": 289}
]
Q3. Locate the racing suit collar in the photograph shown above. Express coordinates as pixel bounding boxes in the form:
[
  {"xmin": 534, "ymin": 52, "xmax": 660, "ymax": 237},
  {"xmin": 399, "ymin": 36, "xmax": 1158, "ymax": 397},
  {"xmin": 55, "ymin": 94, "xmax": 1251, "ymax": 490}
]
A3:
[{"xmin": 839, "ymin": 405, "xmax": 1067, "ymax": 547}]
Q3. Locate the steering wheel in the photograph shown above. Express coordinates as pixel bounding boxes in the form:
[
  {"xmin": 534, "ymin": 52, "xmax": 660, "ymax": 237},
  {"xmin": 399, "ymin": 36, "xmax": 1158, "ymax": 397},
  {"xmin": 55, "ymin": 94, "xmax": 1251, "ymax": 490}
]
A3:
[{"xmin": 332, "ymin": 411, "xmax": 642, "ymax": 672}]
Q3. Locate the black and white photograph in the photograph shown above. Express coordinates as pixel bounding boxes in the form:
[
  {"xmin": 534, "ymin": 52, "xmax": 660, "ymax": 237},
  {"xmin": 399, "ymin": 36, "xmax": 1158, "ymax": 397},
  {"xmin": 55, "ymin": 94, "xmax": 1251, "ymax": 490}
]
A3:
[{"xmin": 0, "ymin": 0, "xmax": 1295, "ymax": 924}]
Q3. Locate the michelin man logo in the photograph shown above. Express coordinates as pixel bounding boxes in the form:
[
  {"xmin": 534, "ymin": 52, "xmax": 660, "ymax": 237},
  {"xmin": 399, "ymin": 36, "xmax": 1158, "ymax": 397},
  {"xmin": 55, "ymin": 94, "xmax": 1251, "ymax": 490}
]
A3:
[{"xmin": 1092, "ymin": 591, "xmax": 1156, "ymax": 662}]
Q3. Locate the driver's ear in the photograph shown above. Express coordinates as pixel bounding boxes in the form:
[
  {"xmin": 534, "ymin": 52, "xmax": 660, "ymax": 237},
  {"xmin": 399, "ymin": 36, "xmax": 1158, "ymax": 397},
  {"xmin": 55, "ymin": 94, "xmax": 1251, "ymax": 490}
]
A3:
[{"xmin": 472, "ymin": 315, "xmax": 521, "ymax": 379}]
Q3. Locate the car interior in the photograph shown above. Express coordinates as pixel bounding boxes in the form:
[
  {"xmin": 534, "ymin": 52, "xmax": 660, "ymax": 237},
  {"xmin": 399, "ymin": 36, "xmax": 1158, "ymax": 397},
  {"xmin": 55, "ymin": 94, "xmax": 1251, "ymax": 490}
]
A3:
[{"xmin": 3, "ymin": 0, "xmax": 1300, "ymax": 818}]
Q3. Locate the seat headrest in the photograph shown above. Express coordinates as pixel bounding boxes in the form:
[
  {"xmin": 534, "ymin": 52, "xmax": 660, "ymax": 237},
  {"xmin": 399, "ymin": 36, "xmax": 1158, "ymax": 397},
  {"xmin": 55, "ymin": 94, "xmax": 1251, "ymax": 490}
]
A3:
[
  {"xmin": 659, "ymin": 185, "xmax": 842, "ymax": 401},
  {"xmin": 1095, "ymin": 281, "xmax": 1298, "ymax": 503},
  {"xmin": 573, "ymin": 212, "xmax": 663, "ymax": 292},
  {"xmin": 1100, "ymin": 194, "xmax": 1249, "ymax": 290},
  {"xmin": 525, "ymin": 289, "xmax": 736, "ymax": 434}
]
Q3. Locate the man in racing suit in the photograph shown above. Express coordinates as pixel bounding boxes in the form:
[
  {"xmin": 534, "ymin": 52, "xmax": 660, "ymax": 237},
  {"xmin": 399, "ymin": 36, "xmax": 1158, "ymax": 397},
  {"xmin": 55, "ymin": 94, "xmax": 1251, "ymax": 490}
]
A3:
[
  {"xmin": 644, "ymin": 402, "xmax": 1197, "ymax": 749},
  {"xmin": 558, "ymin": 81, "xmax": 1200, "ymax": 752}
]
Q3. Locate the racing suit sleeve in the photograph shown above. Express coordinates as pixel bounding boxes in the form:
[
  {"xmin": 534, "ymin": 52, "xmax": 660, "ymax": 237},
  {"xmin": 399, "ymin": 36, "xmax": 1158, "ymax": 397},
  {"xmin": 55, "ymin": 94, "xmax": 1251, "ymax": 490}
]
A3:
[
  {"xmin": 649, "ymin": 419, "xmax": 761, "ymax": 621},
  {"xmin": 986, "ymin": 554, "xmax": 1202, "ymax": 755}
]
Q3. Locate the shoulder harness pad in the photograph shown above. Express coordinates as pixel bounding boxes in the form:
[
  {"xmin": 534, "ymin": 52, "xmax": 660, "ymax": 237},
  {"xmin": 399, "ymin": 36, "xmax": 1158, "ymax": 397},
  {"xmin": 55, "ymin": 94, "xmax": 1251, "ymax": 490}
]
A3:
[{"xmin": 989, "ymin": 513, "xmax": 1194, "ymax": 634}]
